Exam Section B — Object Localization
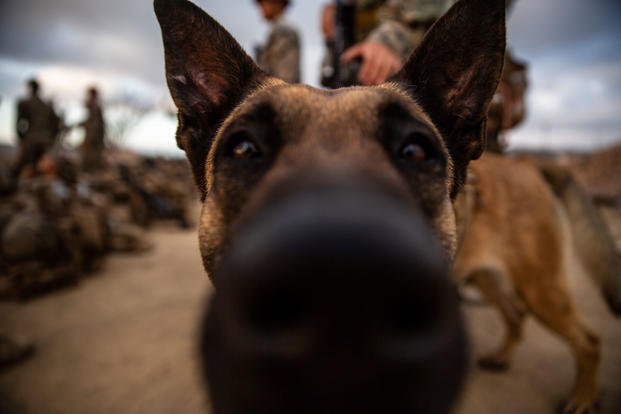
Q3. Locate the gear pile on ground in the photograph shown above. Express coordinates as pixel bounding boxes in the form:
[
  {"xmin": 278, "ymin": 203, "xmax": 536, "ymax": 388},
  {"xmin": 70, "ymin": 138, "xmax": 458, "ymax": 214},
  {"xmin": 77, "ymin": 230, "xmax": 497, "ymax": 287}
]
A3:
[{"xmin": 0, "ymin": 149, "xmax": 195, "ymax": 299}]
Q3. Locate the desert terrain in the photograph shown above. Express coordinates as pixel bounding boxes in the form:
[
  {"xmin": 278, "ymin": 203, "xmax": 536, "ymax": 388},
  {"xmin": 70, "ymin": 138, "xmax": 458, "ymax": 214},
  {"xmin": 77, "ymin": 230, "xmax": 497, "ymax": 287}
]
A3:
[{"xmin": 1, "ymin": 206, "xmax": 620, "ymax": 414}]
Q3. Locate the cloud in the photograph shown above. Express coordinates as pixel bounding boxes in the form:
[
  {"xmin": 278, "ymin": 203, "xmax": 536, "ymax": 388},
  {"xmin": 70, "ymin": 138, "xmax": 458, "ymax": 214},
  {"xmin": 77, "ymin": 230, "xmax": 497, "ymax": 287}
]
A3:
[
  {"xmin": 509, "ymin": 58, "xmax": 621, "ymax": 151},
  {"xmin": 508, "ymin": 0, "xmax": 621, "ymax": 57},
  {"xmin": 123, "ymin": 111, "xmax": 180, "ymax": 156},
  {"xmin": 529, "ymin": 61, "xmax": 621, "ymax": 119},
  {"xmin": 0, "ymin": 0, "xmax": 166, "ymax": 89},
  {"xmin": 0, "ymin": 57, "xmax": 166, "ymax": 106},
  {"xmin": 1, "ymin": 0, "xmax": 620, "ymax": 153},
  {"xmin": 503, "ymin": 0, "xmax": 621, "ymax": 150}
]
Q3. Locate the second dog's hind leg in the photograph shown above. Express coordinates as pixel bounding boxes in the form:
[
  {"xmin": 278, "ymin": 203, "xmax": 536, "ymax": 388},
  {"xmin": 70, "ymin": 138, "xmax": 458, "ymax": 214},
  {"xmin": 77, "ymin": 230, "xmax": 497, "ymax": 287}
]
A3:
[
  {"xmin": 522, "ymin": 286, "xmax": 601, "ymax": 414},
  {"xmin": 470, "ymin": 268, "xmax": 527, "ymax": 371}
]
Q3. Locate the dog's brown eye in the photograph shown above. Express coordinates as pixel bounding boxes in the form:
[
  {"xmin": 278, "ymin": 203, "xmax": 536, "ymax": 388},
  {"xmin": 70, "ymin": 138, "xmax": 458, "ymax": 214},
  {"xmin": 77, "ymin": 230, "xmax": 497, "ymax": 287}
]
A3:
[
  {"xmin": 232, "ymin": 140, "xmax": 261, "ymax": 159},
  {"xmin": 399, "ymin": 142, "xmax": 427, "ymax": 162}
]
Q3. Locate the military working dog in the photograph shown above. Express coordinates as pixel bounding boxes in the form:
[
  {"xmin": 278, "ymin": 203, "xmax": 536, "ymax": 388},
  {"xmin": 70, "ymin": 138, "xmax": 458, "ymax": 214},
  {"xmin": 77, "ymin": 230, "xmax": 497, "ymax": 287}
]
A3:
[
  {"xmin": 454, "ymin": 153, "xmax": 621, "ymax": 414},
  {"xmin": 154, "ymin": 0, "xmax": 615, "ymax": 413}
]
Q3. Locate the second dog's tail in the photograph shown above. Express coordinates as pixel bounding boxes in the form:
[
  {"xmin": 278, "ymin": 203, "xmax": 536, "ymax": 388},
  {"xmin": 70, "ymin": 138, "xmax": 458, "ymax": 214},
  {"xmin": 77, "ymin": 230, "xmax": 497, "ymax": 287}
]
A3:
[{"xmin": 540, "ymin": 163, "xmax": 621, "ymax": 316}]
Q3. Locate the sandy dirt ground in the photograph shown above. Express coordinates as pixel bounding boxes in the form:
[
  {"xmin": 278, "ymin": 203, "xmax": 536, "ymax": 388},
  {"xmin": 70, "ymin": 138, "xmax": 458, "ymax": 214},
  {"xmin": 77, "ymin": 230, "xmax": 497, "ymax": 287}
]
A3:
[{"xmin": 1, "ymin": 207, "xmax": 620, "ymax": 414}]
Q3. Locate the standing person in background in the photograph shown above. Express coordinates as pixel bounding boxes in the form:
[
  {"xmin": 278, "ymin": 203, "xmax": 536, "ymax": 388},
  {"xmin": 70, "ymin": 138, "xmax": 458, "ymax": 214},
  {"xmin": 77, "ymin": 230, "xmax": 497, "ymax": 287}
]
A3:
[
  {"xmin": 321, "ymin": 0, "xmax": 455, "ymax": 87},
  {"xmin": 77, "ymin": 87, "xmax": 106, "ymax": 172},
  {"xmin": 12, "ymin": 79, "xmax": 61, "ymax": 178},
  {"xmin": 254, "ymin": 0, "xmax": 301, "ymax": 84}
]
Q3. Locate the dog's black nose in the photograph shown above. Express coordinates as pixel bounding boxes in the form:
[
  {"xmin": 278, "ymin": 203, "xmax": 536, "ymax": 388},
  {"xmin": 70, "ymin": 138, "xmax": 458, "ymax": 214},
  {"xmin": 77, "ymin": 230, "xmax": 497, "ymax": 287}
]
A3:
[{"xmin": 202, "ymin": 179, "xmax": 467, "ymax": 414}]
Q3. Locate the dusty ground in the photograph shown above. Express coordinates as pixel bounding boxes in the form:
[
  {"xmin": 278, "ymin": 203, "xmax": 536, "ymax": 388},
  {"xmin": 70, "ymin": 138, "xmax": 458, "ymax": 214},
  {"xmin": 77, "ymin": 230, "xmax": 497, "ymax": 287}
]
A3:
[{"xmin": 1, "ymin": 208, "xmax": 620, "ymax": 414}]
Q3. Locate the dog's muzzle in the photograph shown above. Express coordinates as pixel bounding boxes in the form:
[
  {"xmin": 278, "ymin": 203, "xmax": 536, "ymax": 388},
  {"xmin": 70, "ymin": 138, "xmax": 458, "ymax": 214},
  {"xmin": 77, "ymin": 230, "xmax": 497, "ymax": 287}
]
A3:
[{"xmin": 201, "ymin": 177, "xmax": 467, "ymax": 414}]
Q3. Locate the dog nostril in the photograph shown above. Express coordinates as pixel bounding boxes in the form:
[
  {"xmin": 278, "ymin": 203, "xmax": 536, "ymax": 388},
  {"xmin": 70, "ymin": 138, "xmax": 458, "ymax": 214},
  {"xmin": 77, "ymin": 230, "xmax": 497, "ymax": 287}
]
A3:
[
  {"xmin": 383, "ymin": 288, "xmax": 443, "ymax": 336},
  {"xmin": 245, "ymin": 285, "xmax": 310, "ymax": 336}
]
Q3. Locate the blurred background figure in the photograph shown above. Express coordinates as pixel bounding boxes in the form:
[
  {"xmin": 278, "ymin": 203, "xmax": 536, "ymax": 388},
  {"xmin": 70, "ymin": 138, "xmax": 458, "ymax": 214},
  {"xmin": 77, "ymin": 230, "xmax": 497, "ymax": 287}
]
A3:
[
  {"xmin": 254, "ymin": 0, "xmax": 301, "ymax": 83},
  {"xmin": 12, "ymin": 79, "xmax": 62, "ymax": 178},
  {"xmin": 321, "ymin": 0, "xmax": 455, "ymax": 87},
  {"xmin": 320, "ymin": 0, "xmax": 529, "ymax": 153},
  {"xmin": 486, "ymin": 51, "xmax": 529, "ymax": 153},
  {"xmin": 76, "ymin": 86, "xmax": 106, "ymax": 172}
]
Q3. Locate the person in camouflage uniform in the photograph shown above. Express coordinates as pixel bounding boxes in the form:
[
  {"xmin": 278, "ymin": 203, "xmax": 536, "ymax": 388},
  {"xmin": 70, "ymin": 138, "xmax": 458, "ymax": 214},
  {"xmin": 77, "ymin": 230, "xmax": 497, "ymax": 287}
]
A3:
[
  {"xmin": 322, "ymin": 0, "xmax": 454, "ymax": 86},
  {"xmin": 323, "ymin": 0, "xmax": 527, "ymax": 153},
  {"xmin": 77, "ymin": 87, "xmax": 106, "ymax": 172},
  {"xmin": 255, "ymin": 0, "xmax": 301, "ymax": 84},
  {"xmin": 12, "ymin": 79, "xmax": 62, "ymax": 178}
]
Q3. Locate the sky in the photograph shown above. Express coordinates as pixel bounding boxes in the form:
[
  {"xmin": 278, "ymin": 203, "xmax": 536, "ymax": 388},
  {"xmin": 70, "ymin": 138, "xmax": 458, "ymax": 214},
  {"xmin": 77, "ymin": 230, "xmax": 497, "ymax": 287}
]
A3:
[{"xmin": 0, "ymin": 0, "xmax": 620, "ymax": 155}]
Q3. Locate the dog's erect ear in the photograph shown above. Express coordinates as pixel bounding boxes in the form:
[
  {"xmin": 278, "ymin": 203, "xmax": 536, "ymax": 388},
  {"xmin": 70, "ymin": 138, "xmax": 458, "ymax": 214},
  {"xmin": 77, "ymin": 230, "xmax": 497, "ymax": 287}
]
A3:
[
  {"xmin": 154, "ymin": 0, "xmax": 268, "ymax": 197},
  {"xmin": 391, "ymin": 0, "xmax": 506, "ymax": 196}
]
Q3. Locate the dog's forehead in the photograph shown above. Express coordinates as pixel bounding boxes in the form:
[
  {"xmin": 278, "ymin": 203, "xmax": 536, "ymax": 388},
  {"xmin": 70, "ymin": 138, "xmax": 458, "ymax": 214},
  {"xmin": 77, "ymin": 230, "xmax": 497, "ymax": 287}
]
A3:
[{"xmin": 236, "ymin": 82, "xmax": 434, "ymax": 129}]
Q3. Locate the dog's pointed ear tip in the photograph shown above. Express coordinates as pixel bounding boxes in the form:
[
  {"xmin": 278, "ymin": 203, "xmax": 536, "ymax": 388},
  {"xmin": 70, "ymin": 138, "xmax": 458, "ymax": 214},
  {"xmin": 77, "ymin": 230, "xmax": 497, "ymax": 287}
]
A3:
[
  {"xmin": 458, "ymin": 0, "xmax": 506, "ymax": 16},
  {"xmin": 474, "ymin": 0, "xmax": 506, "ymax": 8},
  {"xmin": 153, "ymin": 0, "xmax": 173, "ymax": 13},
  {"xmin": 154, "ymin": 0, "xmax": 197, "ymax": 20},
  {"xmin": 154, "ymin": 0, "xmax": 175, "ymax": 22},
  {"xmin": 154, "ymin": 0, "xmax": 183, "ymax": 9}
]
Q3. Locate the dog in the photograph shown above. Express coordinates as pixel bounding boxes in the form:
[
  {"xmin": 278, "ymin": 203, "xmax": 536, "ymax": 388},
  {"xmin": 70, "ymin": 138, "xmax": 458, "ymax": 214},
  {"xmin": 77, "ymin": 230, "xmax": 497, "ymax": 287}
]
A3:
[
  {"xmin": 154, "ymin": 0, "xmax": 507, "ymax": 413},
  {"xmin": 454, "ymin": 154, "xmax": 621, "ymax": 414}
]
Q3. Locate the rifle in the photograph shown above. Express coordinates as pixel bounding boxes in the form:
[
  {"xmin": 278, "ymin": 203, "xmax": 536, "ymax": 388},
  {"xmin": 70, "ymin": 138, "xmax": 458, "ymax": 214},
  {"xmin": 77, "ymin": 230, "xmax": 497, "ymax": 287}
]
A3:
[{"xmin": 321, "ymin": 0, "xmax": 361, "ymax": 88}]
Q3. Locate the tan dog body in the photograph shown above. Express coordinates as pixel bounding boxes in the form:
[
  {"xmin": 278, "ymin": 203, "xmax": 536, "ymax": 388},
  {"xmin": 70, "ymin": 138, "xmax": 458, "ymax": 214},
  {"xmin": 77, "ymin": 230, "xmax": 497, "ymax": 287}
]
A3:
[{"xmin": 455, "ymin": 154, "xmax": 603, "ymax": 413}]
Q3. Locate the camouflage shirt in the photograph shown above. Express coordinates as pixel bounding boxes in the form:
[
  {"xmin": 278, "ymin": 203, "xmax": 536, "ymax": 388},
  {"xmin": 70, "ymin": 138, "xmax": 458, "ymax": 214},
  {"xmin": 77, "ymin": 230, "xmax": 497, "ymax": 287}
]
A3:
[
  {"xmin": 358, "ymin": 0, "xmax": 456, "ymax": 59},
  {"xmin": 16, "ymin": 95, "xmax": 59, "ymax": 144},
  {"xmin": 256, "ymin": 19, "xmax": 301, "ymax": 84},
  {"xmin": 80, "ymin": 101, "xmax": 105, "ymax": 150}
]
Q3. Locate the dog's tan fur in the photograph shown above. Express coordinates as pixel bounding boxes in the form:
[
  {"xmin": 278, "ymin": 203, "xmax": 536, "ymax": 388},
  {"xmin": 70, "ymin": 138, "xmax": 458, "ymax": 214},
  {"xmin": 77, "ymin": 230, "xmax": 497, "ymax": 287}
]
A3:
[
  {"xmin": 197, "ymin": 82, "xmax": 460, "ymax": 274},
  {"xmin": 154, "ymin": 0, "xmax": 616, "ymax": 413},
  {"xmin": 454, "ymin": 154, "xmax": 604, "ymax": 413}
]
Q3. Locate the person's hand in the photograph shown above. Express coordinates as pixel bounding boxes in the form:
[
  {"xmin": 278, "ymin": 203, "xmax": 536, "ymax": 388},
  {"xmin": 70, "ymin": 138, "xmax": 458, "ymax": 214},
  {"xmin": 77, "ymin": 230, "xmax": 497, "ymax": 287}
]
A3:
[
  {"xmin": 321, "ymin": 4, "xmax": 336, "ymax": 41},
  {"xmin": 341, "ymin": 41, "xmax": 402, "ymax": 86}
]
